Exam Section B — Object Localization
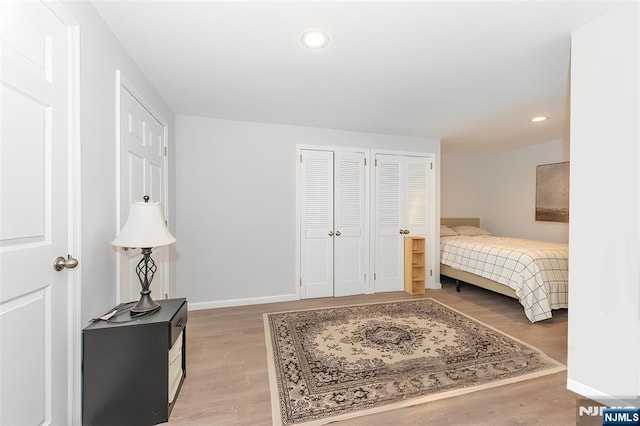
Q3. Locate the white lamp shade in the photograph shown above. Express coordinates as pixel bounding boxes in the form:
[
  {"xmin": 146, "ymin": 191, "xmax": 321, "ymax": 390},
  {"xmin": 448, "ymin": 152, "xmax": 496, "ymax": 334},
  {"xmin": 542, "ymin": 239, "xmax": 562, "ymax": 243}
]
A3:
[{"xmin": 112, "ymin": 200, "xmax": 176, "ymax": 248}]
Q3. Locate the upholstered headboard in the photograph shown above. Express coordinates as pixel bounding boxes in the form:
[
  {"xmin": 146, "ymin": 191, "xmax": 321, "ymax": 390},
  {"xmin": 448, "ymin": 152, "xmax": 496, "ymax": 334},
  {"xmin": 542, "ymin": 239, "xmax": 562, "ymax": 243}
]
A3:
[{"xmin": 440, "ymin": 217, "xmax": 480, "ymax": 228}]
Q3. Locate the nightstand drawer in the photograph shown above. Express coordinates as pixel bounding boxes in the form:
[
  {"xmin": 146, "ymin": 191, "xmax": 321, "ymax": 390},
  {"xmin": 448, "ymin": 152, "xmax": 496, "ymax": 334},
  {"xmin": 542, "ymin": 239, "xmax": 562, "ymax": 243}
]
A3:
[
  {"xmin": 170, "ymin": 301, "xmax": 187, "ymax": 347},
  {"xmin": 168, "ymin": 331, "xmax": 183, "ymax": 403}
]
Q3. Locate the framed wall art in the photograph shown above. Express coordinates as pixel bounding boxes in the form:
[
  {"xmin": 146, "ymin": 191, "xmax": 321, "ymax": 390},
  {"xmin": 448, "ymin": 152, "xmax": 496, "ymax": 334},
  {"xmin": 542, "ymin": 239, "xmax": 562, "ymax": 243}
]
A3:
[{"xmin": 535, "ymin": 161, "xmax": 569, "ymax": 223}]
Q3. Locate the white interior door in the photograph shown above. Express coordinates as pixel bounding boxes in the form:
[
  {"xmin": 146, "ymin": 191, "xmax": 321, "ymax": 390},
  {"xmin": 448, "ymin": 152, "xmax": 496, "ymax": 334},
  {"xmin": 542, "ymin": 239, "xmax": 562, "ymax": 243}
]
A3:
[
  {"xmin": 374, "ymin": 154, "xmax": 430, "ymax": 292},
  {"xmin": 299, "ymin": 149, "xmax": 367, "ymax": 298},
  {"xmin": 0, "ymin": 2, "xmax": 74, "ymax": 424},
  {"xmin": 333, "ymin": 151, "xmax": 366, "ymax": 297},
  {"xmin": 374, "ymin": 154, "xmax": 404, "ymax": 292},
  {"xmin": 405, "ymin": 156, "xmax": 430, "ymax": 238},
  {"xmin": 300, "ymin": 150, "xmax": 334, "ymax": 298},
  {"xmin": 119, "ymin": 86, "xmax": 168, "ymax": 303}
]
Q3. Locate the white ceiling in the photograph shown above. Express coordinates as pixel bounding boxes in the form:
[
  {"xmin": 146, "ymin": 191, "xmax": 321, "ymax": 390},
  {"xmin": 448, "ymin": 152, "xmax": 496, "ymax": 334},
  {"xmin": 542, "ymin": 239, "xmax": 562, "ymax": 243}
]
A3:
[{"xmin": 92, "ymin": 1, "xmax": 621, "ymax": 155}]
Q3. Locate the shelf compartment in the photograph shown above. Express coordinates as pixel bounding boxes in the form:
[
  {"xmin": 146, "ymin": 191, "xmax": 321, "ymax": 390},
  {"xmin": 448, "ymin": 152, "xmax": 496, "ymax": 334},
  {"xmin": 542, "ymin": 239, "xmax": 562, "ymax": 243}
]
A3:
[{"xmin": 404, "ymin": 236, "xmax": 426, "ymax": 295}]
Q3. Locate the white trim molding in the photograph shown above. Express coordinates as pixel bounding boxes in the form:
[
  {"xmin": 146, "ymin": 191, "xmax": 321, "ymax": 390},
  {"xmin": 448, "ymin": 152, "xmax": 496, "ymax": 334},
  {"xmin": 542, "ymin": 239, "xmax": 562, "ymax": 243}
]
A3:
[
  {"xmin": 188, "ymin": 294, "xmax": 299, "ymax": 311},
  {"xmin": 567, "ymin": 379, "xmax": 633, "ymax": 407}
]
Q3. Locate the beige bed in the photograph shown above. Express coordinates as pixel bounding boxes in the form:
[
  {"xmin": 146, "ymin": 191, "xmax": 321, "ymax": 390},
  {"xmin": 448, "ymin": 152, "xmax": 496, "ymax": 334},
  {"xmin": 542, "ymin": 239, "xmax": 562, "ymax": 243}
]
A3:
[
  {"xmin": 440, "ymin": 218, "xmax": 518, "ymax": 298},
  {"xmin": 439, "ymin": 217, "xmax": 569, "ymax": 322}
]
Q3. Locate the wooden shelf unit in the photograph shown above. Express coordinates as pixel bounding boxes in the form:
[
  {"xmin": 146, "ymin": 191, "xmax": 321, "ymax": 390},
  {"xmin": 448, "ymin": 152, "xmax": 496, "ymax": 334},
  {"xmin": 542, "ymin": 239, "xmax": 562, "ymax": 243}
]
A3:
[{"xmin": 404, "ymin": 236, "xmax": 426, "ymax": 295}]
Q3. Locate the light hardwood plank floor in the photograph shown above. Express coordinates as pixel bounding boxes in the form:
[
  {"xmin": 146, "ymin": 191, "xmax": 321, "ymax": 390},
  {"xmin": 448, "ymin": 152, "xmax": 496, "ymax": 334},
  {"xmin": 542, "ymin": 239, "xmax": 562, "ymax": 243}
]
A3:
[{"xmin": 168, "ymin": 278, "xmax": 577, "ymax": 425}]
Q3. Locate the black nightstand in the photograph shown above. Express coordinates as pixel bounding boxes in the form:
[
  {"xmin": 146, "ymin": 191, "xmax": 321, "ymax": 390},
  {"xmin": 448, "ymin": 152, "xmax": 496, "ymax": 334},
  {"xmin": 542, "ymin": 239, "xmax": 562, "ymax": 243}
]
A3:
[{"xmin": 82, "ymin": 298, "xmax": 187, "ymax": 426}]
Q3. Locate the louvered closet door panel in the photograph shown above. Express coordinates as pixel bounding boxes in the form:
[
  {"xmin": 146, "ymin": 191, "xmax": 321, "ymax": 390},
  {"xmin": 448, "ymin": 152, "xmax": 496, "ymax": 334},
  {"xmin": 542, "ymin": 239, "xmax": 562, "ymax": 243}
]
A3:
[
  {"xmin": 406, "ymin": 156, "xmax": 429, "ymax": 237},
  {"xmin": 300, "ymin": 150, "xmax": 334, "ymax": 298},
  {"xmin": 374, "ymin": 154, "xmax": 404, "ymax": 292},
  {"xmin": 333, "ymin": 151, "xmax": 366, "ymax": 297}
]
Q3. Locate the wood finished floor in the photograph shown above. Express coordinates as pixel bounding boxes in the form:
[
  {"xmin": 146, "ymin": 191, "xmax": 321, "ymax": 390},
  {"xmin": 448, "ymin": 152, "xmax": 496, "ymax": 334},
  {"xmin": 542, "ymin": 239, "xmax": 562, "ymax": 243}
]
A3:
[{"xmin": 168, "ymin": 279, "xmax": 576, "ymax": 425}]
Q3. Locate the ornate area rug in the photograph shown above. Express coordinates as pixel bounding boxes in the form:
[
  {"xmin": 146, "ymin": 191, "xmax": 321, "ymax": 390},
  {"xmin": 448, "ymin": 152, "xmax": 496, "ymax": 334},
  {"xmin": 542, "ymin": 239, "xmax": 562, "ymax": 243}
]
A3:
[{"xmin": 263, "ymin": 298, "xmax": 565, "ymax": 425}]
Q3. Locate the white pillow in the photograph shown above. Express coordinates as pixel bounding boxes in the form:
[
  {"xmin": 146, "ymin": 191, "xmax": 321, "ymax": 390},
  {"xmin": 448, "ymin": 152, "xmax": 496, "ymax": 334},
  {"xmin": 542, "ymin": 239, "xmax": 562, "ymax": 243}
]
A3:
[
  {"xmin": 440, "ymin": 225, "xmax": 458, "ymax": 236},
  {"xmin": 451, "ymin": 225, "xmax": 491, "ymax": 236}
]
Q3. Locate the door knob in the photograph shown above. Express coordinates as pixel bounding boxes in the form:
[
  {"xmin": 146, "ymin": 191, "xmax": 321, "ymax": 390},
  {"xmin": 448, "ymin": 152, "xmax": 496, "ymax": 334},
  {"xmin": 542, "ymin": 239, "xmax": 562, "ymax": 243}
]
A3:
[
  {"xmin": 405, "ymin": 230, "xmax": 410, "ymax": 235},
  {"xmin": 335, "ymin": 231, "xmax": 341, "ymax": 236},
  {"xmin": 328, "ymin": 231, "xmax": 335, "ymax": 236},
  {"xmin": 53, "ymin": 255, "xmax": 79, "ymax": 271}
]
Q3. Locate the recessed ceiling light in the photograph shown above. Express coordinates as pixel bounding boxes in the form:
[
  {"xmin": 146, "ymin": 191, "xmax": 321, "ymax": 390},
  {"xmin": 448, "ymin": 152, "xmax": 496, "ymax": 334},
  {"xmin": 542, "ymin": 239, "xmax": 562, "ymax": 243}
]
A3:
[
  {"xmin": 301, "ymin": 29, "xmax": 329, "ymax": 49},
  {"xmin": 530, "ymin": 116, "xmax": 549, "ymax": 123}
]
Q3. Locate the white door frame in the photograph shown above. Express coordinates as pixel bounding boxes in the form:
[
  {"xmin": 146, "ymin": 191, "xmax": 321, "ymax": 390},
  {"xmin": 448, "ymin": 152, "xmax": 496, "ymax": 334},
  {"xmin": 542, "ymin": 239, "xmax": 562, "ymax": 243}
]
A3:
[
  {"xmin": 44, "ymin": 2, "xmax": 83, "ymax": 423},
  {"xmin": 371, "ymin": 149, "xmax": 438, "ymax": 293},
  {"xmin": 115, "ymin": 70, "xmax": 170, "ymax": 302},
  {"xmin": 295, "ymin": 144, "xmax": 370, "ymax": 299}
]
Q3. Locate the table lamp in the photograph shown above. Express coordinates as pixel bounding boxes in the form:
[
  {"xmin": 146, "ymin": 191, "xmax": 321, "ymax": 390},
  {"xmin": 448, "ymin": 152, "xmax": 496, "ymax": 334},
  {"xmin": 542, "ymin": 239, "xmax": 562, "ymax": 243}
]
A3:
[{"xmin": 112, "ymin": 196, "xmax": 176, "ymax": 315}]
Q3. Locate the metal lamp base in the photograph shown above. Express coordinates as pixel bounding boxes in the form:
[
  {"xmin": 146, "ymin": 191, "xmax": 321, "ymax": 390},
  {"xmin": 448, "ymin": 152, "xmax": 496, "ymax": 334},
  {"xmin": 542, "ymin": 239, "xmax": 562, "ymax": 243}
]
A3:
[
  {"xmin": 130, "ymin": 293, "xmax": 161, "ymax": 316},
  {"xmin": 130, "ymin": 247, "xmax": 162, "ymax": 316}
]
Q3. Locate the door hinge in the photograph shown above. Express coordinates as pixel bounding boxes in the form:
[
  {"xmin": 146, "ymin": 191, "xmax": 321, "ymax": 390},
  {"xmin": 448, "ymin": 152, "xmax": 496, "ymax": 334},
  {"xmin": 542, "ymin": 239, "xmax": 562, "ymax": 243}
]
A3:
[
  {"xmin": 364, "ymin": 273, "xmax": 367, "ymax": 281},
  {"xmin": 300, "ymin": 154, "xmax": 303, "ymax": 163},
  {"xmin": 374, "ymin": 272, "xmax": 377, "ymax": 280},
  {"xmin": 430, "ymin": 269, "xmax": 433, "ymax": 277},
  {"xmin": 300, "ymin": 278, "xmax": 302, "ymax": 286},
  {"xmin": 164, "ymin": 146, "xmax": 168, "ymax": 156},
  {"xmin": 364, "ymin": 158, "xmax": 367, "ymax": 166},
  {"xmin": 375, "ymin": 159, "xmax": 378, "ymax": 167},
  {"xmin": 430, "ymin": 162, "xmax": 433, "ymax": 170}
]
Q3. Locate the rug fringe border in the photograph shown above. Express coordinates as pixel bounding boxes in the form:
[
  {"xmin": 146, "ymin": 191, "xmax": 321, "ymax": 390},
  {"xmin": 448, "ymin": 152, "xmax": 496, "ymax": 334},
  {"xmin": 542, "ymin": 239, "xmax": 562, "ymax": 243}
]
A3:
[{"xmin": 263, "ymin": 312, "xmax": 283, "ymax": 426}]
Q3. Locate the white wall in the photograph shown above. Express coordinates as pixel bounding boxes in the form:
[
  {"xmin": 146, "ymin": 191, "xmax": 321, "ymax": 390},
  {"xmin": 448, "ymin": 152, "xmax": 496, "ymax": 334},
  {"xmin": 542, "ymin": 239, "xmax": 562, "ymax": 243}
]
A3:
[
  {"xmin": 568, "ymin": 4, "xmax": 640, "ymax": 403},
  {"xmin": 62, "ymin": 2, "xmax": 176, "ymax": 326},
  {"xmin": 441, "ymin": 138, "xmax": 569, "ymax": 243},
  {"xmin": 176, "ymin": 115, "xmax": 440, "ymax": 307}
]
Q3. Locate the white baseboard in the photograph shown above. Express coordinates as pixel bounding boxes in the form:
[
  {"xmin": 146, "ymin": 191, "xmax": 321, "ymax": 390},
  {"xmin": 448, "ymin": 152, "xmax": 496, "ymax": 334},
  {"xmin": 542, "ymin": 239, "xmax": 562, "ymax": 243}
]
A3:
[
  {"xmin": 429, "ymin": 282, "xmax": 443, "ymax": 290},
  {"xmin": 188, "ymin": 293, "xmax": 299, "ymax": 311},
  {"xmin": 567, "ymin": 379, "xmax": 631, "ymax": 406}
]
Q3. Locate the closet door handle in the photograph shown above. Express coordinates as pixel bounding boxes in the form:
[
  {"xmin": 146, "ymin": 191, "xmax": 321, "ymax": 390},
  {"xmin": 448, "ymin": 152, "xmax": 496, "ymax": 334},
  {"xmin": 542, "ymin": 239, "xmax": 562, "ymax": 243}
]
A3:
[
  {"xmin": 328, "ymin": 231, "xmax": 335, "ymax": 237},
  {"xmin": 405, "ymin": 230, "xmax": 410, "ymax": 235},
  {"xmin": 335, "ymin": 231, "xmax": 341, "ymax": 237},
  {"xmin": 399, "ymin": 229, "xmax": 407, "ymax": 235}
]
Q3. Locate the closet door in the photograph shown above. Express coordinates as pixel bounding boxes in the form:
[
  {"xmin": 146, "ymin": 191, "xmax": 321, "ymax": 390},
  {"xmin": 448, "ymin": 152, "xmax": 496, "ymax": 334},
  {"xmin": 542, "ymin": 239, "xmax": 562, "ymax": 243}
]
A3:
[
  {"xmin": 405, "ymin": 156, "xmax": 430, "ymax": 237},
  {"xmin": 300, "ymin": 150, "xmax": 334, "ymax": 298},
  {"xmin": 333, "ymin": 151, "xmax": 366, "ymax": 297},
  {"xmin": 374, "ymin": 155, "xmax": 404, "ymax": 292},
  {"xmin": 299, "ymin": 149, "xmax": 367, "ymax": 298},
  {"xmin": 374, "ymin": 154, "xmax": 430, "ymax": 292}
]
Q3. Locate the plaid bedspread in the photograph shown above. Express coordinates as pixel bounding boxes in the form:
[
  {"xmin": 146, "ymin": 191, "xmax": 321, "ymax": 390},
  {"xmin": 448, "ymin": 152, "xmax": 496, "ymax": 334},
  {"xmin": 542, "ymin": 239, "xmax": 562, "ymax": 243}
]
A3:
[{"xmin": 440, "ymin": 235, "xmax": 568, "ymax": 322}]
